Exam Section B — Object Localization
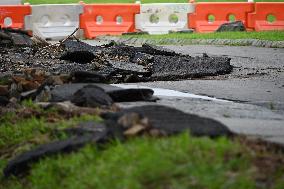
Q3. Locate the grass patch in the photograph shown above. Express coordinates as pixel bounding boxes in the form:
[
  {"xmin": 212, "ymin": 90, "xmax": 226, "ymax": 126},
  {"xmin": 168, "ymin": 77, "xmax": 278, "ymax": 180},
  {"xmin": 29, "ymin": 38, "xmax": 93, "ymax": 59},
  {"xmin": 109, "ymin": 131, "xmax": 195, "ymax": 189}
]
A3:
[
  {"xmin": 0, "ymin": 134, "xmax": 257, "ymax": 188},
  {"xmin": 0, "ymin": 105, "xmax": 101, "ymax": 157},
  {"xmin": 122, "ymin": 31, "xmax": 284, "ymax": 41},
  {"xmin": 0, "ymin": 103, "xmax": 283, "ymax": 188},
  {"xmin": 24, "ymin": 0, "xmax": 284, "ymax": 4},
  {"xmin": 1, "ymin": 133, "xmax": 284, "ymax": 189}
]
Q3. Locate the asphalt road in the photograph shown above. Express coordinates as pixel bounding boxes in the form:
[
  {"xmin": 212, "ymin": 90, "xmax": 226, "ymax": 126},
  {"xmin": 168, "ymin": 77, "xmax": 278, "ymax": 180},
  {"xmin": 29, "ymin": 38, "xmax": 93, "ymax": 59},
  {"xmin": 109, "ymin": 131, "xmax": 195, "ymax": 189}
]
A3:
[
  {"xmin": 118, "ymin": 45, "xmax": 284, "ymax": 145},
  {"xmin": 86, "ymin": 40, "xmax": 284, "ymax": 145}
]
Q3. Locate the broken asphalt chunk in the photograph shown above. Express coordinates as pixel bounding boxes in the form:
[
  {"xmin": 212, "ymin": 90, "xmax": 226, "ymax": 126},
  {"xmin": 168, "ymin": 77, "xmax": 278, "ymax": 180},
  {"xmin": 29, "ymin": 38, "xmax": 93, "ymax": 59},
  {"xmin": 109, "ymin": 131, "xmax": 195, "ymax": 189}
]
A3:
[
  {"xmin": 60, "ymin": 51, "xmax": 95, "ymax": 64},
  {"xmin": 71, "ymin": 85, "xmax": 113, "ymax": 108},
  {"xmin": 102, "ymin": 105, "xmax": 233, "ymax": 137},
  {"xmin": 50, "ymin": 83, "xmax": 155, "ymax": 103},
  {"xmin": 71, "ymin": 71, "xmax": 107, "ymax": 83}
]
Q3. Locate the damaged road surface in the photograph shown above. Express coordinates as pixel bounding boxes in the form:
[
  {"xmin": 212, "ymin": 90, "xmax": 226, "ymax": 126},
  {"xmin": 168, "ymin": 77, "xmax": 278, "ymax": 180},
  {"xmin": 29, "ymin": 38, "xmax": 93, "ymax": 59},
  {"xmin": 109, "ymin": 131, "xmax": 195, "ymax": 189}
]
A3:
[
  {"xmin": 2, "ymin": 28, "xmax": 284, "ymax": 188},
  {"xmin": 0, "ymin": 28, "xmax": 232, "ymax": 82}
]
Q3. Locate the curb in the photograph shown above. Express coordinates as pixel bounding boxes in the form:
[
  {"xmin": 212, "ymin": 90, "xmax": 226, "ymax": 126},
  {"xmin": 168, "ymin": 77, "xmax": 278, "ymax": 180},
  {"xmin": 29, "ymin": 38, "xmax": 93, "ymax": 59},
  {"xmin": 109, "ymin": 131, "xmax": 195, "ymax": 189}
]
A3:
[{"xmin": 96, "ymin": 36, "xmax": 284, "ymax": 48}]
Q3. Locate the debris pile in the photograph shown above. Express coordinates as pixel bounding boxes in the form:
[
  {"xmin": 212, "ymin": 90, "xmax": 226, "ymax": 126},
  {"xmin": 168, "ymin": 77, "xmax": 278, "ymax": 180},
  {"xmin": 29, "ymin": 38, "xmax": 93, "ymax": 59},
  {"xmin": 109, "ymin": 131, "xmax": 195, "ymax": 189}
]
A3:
[{"xmin": 1, "ymin": 28, "xmax": 235, "ymax": 178}]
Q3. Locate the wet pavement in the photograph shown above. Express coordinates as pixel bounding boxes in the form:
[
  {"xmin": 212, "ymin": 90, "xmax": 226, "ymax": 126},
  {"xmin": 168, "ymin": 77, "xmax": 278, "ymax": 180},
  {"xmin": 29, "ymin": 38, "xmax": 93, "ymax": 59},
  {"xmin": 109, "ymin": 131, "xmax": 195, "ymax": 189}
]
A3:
[{"xmin": 104, "ymin": 45, "xmax": 284, "ymax": 145}]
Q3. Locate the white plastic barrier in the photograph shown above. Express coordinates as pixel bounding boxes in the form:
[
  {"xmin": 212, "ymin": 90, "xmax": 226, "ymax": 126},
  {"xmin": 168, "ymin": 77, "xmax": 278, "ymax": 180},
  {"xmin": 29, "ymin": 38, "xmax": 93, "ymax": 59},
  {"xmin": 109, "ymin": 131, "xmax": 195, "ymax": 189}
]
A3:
[
  {"xmin": 25, "ymin": 4, "xmax": 83, "ymax": 40},
  {"xmin": 135, "ymin": 3, "xmax": 195, "ymax": 34},
  {"xmin": 0, "ymin": 0, "xmax": 22, "ymax": 5}
]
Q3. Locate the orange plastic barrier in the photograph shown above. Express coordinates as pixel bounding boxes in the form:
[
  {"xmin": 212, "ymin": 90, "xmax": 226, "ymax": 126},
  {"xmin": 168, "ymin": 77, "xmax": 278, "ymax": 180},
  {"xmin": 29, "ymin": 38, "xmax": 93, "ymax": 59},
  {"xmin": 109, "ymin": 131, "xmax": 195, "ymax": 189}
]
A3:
[
  {"xmin": 0, "ymin": 5, "xmax": 31, "ymax": 29},
  {"xmin": 248, "ymin": 3, "xmax": 284, "ymax": 31},
  {"xmin": 80, "ymin": 3, "xmax": 140, "ymax": 39},
  {"xmin": 188, "ymin": 3, "xmax": 254, "ymax": 33}
]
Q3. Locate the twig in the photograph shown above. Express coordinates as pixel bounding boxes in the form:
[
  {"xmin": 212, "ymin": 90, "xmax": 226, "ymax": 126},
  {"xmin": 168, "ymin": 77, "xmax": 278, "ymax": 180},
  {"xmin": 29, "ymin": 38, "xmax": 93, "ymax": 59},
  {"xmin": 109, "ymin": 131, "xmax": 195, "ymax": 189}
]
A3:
[{"xmin": 60, "ymin": 28, "xmax": 79, "ymax": 44}]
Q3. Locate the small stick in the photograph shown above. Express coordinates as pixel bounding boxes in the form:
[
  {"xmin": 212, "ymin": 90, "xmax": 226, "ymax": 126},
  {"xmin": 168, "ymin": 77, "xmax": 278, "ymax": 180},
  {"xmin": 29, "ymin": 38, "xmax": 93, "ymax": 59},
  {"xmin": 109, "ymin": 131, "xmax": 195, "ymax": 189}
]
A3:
[{"xmin": 60, "ymin": 28, "xmax": 79, "ymax": 44}]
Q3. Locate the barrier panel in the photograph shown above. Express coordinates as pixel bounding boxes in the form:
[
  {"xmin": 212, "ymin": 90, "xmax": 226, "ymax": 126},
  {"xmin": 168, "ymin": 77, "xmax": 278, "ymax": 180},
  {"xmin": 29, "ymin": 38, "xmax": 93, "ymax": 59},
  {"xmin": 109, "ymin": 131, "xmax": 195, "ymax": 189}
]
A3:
[
  {"xmin": 0, "ymin": 0, "xmax": 22, "ymax": 5},
  {"xmin": 25, "ymin": 4, "xmax": 83, "ymax": 40},
  {"xmin": 135, "ymin": 3, "xmax": 195, "ymax": 34},
  {"xmin": 0, "ymin": 5, "xmax": 31, "ymax": 29},
  {"xmin": 188, "ymin": 3, "xmax": 254, "ymax": 33},
  {"xmin": 248, "ymin": 3, "xmax": 284, "ymax": 31},
  {"xmin": 80, "ymin": 3, "xmax": 140, "ymax": 39}
]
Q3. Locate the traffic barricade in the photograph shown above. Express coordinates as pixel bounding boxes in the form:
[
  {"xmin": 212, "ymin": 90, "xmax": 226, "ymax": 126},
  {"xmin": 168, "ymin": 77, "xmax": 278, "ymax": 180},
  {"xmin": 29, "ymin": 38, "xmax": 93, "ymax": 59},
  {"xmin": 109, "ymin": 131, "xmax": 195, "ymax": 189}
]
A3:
[
  {"xmin": 188, "ymin": 2, "xmax": 254, "ymax": 33},
  {"xmin": 0, "ymin": 5, "xmax": 31, "ymax": 29},
  {"xmin": 80, "ymin": 3, "xmax": 140, "ymax": 39},
  {"xmin": 135, "ymin": 3, "xmax": 195, "ymax": 34},
  {"xmin": 0, "ymin": 0, "xmax": 22, "ymax": 5},
  {"xmin": 25, "ymin": 4, "xmax": 83, "ymax": 40},
  {"xmin": 248, "ymin": 3, "xmax": 284, "ymax": 31}
]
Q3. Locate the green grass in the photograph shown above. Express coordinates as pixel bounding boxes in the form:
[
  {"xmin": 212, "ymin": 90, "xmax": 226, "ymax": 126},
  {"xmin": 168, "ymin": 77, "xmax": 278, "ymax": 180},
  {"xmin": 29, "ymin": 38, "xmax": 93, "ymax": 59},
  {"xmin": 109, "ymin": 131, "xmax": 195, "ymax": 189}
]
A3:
[
  {"xmin": 0, "ymin": 106, "xmax": 101, "ymax": 153},
  {"xmin": 0, "ymin": 104, "xmax": 284, "ymax": 188},
  {"xmin": 24, "ymin": 0, "xmax": 284, "ymax": 4},
  {"xmin": 1, "ymin": 133, "xmax": 284, "ymax": 189},
  {"xmin": 122, "ymin": 31, "xmax": 284, "ymax": 41},
  {"xmin": 0, "ymin": 133, "xmax": 269, "ymax": 189}
]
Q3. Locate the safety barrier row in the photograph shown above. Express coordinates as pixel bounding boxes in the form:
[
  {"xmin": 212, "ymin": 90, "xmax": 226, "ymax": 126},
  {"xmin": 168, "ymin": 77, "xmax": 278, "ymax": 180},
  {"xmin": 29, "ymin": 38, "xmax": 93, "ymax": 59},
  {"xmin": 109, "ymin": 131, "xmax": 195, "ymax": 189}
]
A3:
[
  {"xmin": 0, "ymin": 2, "xmax": 283, "ymax": 40},
  {"xmin": 0, "ymin": 0, "xmax": 22, "ymax": 5}
]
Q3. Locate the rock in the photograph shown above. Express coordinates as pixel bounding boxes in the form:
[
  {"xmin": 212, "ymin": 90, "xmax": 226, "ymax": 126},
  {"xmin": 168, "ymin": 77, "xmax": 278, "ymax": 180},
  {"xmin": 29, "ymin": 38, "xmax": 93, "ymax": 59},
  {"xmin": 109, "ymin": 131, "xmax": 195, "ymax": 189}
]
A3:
[
  {"xmin": 71, "ymin": 71, "xmax": 107, "ymax": 83},
  {"xmin": 0, "ymin": 85, "xmax": 9, "ymax": 96},
  {"xmin": 71, "ymin": 85, "xmax": 113, "ymax": 108},
  {"xmin": 60, "ymin": 51, "xmax": 95, "ymax": 64},
  {"xmin": 216, "ymin": 21, "xmax": 246, "ymax": 32},
  {"xmin": 3, "ymin": 122, "xmax": 108, "ymax": 177},
  {"xmin": 35, "ymin": 85, "xmax": 51, "ymax": 102},
  {"xmin": 117, "ymin": 112, "xmax": 150, "ymax": 136},
  {"xmin": 0, "ymin": 96, "xmax": 9, "ymax": 106},
  {"xmin": 50, "ymin": 83, "xmax": 155, "ymax": 103},
  {"xmin": 103, "ymin": 105, "xmax": 233, "ymax": 137}
]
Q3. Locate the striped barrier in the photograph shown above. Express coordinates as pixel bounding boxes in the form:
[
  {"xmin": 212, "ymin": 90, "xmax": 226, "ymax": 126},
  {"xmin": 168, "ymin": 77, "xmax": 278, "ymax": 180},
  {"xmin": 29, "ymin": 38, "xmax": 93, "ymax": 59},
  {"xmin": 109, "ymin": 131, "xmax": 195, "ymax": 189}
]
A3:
[
  {"xmin": 25, "ymin": 4, "xmax": 83, "ymax": 40},
  {"xmin": 0, "ymin": 5, "xmax": 31, "ymax": 29},
  {"xmin": 188, "ymin": 2, "xmax": 255, "ymax": 33},
  {"xmin": 248, "ymin": 2, "xmax": 284, "ymax": 31},
  {"xmin": 0, "ymin": 0, "xmax": 22, "ymax": 5},
  {"xmin": 135, "ymin": 3, "xmax": 195, "ymax": 34},
  {"xmin": 2, "ymin": 2, "xmax": 283, "ymax": 39},
  {"xmin": 80, "ymin": 3, "xmax": 140, "ymax": 39}
]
